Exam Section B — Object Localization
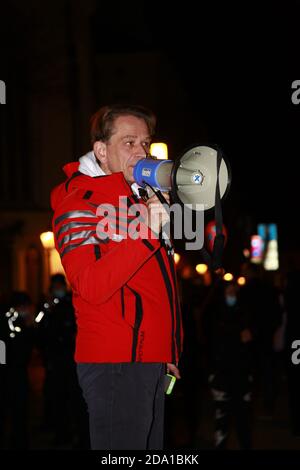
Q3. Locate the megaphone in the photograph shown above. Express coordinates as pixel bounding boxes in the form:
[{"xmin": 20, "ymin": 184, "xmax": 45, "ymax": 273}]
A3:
[{"xmin": 133, "ymin": 144, "xmax": 231, "ymax": 211}]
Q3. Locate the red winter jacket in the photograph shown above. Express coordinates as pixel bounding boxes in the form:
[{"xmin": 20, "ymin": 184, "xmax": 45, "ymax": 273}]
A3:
[{"xmin": 51, "ymin": 162, "xmax": 183, "ymax": 363}]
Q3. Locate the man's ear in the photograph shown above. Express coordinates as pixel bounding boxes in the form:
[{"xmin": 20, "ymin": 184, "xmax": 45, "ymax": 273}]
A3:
[{"xmin": 93, "ymin": 141, "xmax": 107, "ymax": 165}]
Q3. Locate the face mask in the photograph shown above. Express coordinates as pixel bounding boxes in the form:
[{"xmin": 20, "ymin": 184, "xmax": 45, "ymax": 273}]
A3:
[
  {"xmin": 53, "ymin": 289, "xmax": 66, "ymax": 299},
  {"xmin": 225, "ymin": 295, "xmax": 237, "ymax": 307}
]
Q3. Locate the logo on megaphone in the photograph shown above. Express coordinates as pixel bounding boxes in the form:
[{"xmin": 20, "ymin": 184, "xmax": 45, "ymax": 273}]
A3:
[{"xmin": 133, "ymin": 144, "xmax": 231, "ymax": 211}]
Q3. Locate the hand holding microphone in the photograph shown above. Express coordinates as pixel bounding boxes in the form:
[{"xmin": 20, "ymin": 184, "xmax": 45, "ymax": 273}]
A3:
[{"xmin": 145, "ymin": 192, "xmax": 170, "ymax": 236}]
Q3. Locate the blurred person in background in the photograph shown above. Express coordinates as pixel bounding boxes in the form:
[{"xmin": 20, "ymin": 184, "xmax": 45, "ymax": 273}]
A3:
[
  {"xmin": 202, "ymin": 280, "xmax": 254, "ymax": 449},
  {"xmin": 36, "ymin": 274, "xmax": 89, "ymax": 448},
  {"xmin": 0, "ymin": 291, "xmax": 35, "ymax": 449},
  {"xmin": 239, "ymin": 262, "xmax": 283, "ymax": 418}
]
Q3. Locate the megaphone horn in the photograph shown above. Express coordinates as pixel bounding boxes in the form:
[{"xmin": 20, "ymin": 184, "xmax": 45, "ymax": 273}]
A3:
[{"xmin": 133, "ymin": 144, "xmax": 231, "ymax": 211}]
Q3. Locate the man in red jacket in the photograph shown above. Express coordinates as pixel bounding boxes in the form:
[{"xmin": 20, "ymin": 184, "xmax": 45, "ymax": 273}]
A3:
[{"xmin": 51, "ymin": 104, "xmax": 183, "ymax": 450}]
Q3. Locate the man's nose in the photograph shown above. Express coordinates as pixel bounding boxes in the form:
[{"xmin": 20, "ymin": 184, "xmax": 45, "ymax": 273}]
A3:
[{"xmin": 134, "ymin": 144, "xmax": 149, "ymax": 160}]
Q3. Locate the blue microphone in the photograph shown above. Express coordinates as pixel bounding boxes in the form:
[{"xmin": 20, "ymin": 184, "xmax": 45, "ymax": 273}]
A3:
[{"xmin": 133, "ymin": 158, "xmax": 174, "ymax": 192}]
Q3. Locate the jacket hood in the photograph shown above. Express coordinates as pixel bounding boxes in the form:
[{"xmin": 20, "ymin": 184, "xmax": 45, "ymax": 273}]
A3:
[
  {"xmin": 50, "ymin": 161, "xmax": 133, "ymax": 212},
  {"xmin": 78, "ymin": 151, "xmax": 104, "ymax": 177},
  {"xmin": 50, "ymin": 162, "xmax": 79, "ymax": 211}
]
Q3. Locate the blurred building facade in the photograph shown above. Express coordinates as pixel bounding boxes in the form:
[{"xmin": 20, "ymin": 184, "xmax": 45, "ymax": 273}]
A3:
[
  {"xmin": 0, "ymin": 1, "xmax": 297, "ymax": 302},
  {"xmin": 0, "ymin": 0, "xmax": 196, "ymax": 302}
]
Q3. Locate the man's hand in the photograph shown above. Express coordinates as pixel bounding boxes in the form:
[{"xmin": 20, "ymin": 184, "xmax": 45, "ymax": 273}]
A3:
[
  {"xmin": 167, "ymin": 363, "xmax": 181, "ymax": 379},
  {"xmin": 145, "ymin": 193, "xmax": 170, "ymax": 236}
]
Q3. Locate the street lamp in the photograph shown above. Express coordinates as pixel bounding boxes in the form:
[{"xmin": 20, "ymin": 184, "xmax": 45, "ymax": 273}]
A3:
[
  {"xmin": 40, "ymin": 232, "xmax": 54, "ymax": 293},
  {"xmin": 150, "ymin": 142, "xmax": 168, "ymax": 160},
  {"xmin": 40, "ymin": 231, "xmax": 65, "ymax": 293},
  {"xmin": 40, "ymin": 232, "xmax": 65, "ymax": 274},
  {"xmin": 40, "ymin": 231, "xmax": 55, "ymax": 250}
]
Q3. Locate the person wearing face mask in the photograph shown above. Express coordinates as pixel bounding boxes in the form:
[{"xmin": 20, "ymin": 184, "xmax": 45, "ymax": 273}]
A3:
[
  {"xmin": 36, "ymin": 274, "xmax": 89, "ymax": 448},
  {"xmin": 202, "ymin": 281, "xmax": 254, "ymax": 450},
  {"xmin": 50, "ymin": 104, "xmax": 183, "ymax": 450},
  {"xmin": 225, "ymin": 292, "xmax": 237, "ymax": 307}
]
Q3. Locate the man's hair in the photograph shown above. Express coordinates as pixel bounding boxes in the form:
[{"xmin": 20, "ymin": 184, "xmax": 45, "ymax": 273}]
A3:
[{"xmin": 90, "ymin": 104, "xmax": 156, "ymax": 144}]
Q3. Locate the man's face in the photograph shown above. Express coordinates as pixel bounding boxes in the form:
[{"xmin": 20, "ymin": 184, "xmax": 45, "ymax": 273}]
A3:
[{"xmin": 94, "ymin": 115, "xmax": 151, "ymax": 184}]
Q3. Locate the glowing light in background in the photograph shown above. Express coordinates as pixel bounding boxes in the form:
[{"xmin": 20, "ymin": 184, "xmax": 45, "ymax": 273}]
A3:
[
  {"xmin": 174, "ymin": 253, "xmax": 181, "ymax": 264},
  {"xmin": 40, "ymin": 231, "xmax": 55, "ymax": 250},
  {"xmin": 237, "ymin": 276, "xmax": 246, "ymax": 286},
  {"xmin": 195, "ymin": 264, "xmax": 208, "ymax": 275},
  {"xmin": 263, "ymin": 223, "xmax": 279, "ymax": 271},
  {"xmin": 181, "ymin": 265, "xmax": 193, "ymax": 279},
  {"xmin": 264, "ymin": 240, "xmax": 279, "ymax": 271},
  {"xmin": 150, "ymin": 142, "xmax": 168, "ymax": 160},
  {"xmin": 250, "ymin": 235, "xmax": 264, "ymax": 264},
  {"xmin": 40, "ymin": 231, "xmax": 65, "ymax": 278}
]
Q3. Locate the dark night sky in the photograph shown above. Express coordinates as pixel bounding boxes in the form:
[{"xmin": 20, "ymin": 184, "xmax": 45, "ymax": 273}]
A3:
[
  {"xmin": 1, "ymin": 1, "xmax": 298, "ymax": 255},
  {"xmin": 96, "ymin": 2, "xmax": 299, "ymax": 252}
]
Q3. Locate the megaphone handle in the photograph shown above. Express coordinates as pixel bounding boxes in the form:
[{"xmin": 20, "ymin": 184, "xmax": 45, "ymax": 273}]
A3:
[
  {"xmin": 143, "ymin": 181, "xmax": 169, "ymax": 205},
  {"xmin": 154, "ymin": 189, "xmax": 169, "ymax": 205}
]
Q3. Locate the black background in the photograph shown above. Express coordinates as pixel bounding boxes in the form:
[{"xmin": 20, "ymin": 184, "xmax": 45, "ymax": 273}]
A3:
[{"xmin": 0, "ymin": 1, "xmax": 298, "ymax": 258}]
